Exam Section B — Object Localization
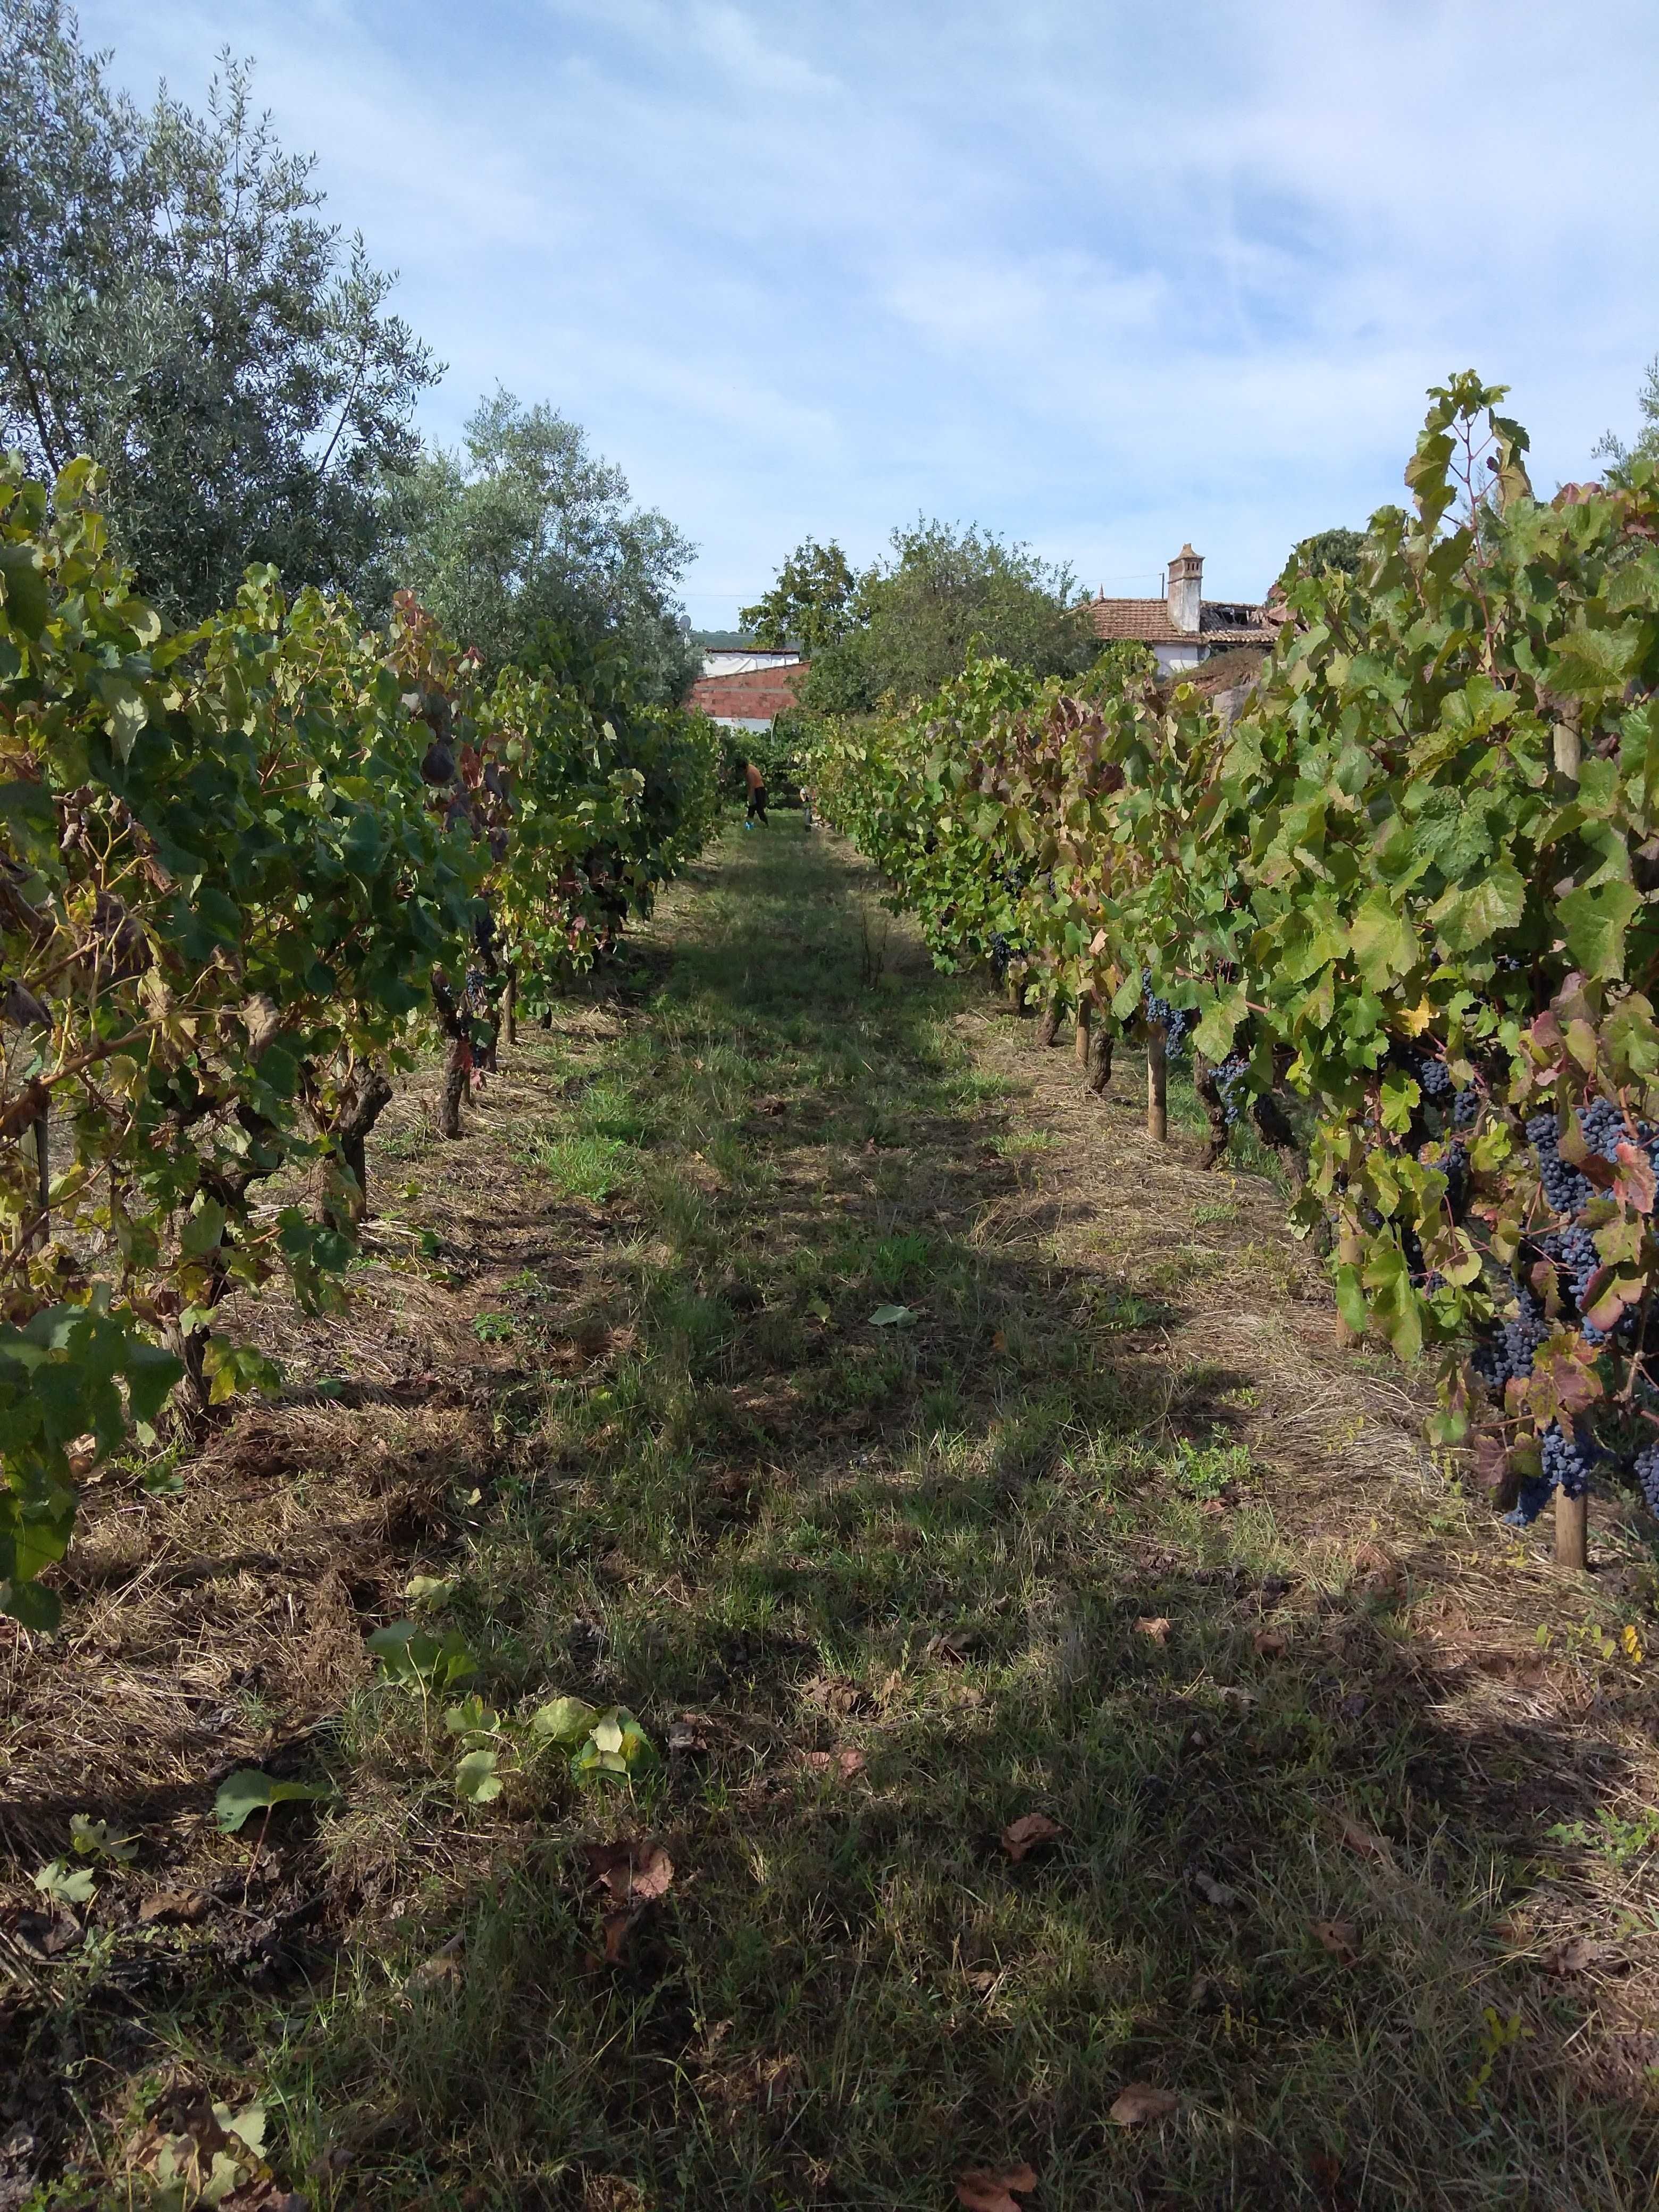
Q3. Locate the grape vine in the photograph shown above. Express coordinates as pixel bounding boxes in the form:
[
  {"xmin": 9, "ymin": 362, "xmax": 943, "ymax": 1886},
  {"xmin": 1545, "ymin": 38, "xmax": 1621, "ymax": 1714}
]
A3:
[
  {"xmin": 808, "ymin": 372, "xmax": 1659, "ymax": 1563},
  {"xmin": 0, "ymin": 456, "xmax": 719, "ymax": 1622}
]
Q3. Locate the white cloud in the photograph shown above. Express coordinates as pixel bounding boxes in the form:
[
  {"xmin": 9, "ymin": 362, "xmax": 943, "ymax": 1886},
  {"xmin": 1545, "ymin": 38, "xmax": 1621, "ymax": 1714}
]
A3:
[{"xmin": 73, "ymin": 0, "xmax": 1659, "ymax": 619}]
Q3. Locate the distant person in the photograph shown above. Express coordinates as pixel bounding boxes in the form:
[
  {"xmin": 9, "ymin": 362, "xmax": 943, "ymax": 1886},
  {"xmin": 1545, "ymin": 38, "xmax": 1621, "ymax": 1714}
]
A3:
[
  {"xmin": 800, "ymin": 782, "xmax": 814, "ymax": 831},
  {"xmin": 744, "ymin": 758, "xmax": 767, "ymax": 828}
]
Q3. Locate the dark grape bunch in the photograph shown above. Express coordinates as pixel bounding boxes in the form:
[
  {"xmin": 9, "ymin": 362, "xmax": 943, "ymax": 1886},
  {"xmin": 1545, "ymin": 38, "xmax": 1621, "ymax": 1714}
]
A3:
[
  {"xmin": 1412, "ymin": 1051, "xmax": 1453, "ymax": 1102},
  {"xmin": 1431, "ymin": 1139, "xmax": 1471, "ymax": 1226},
  {"xmin": 1578, "ymin": 1096, "xmax": 1626, "ymax": 1163},
  {"xmin": 1213, "ymin": 1052, "xmax": 1250, "ymax": 1127},
  {"xmin": 1142, "ymin": 974, "xmax": 1192, "ymax": 1058},
  {"xmin": 1470, "ymin": 1288, "xmax": 1549, "ymax": 1392},
  {"xmin": 1504, "ymin": 1474, "xmax": 1555, "ymax": 1527},
  {"xmin": 1525, "ymin": 1112, "xmax": 1592, "ymax": 1216},
  {"xmin": 1540, "ymin": 1422, "xmax": 1594, "ymax": 1499},
  {"xmin": 1635, "ymin": 1442, "xmax": 1659, "ymax": 1518},
  {"xmin": 1552, "ymin": 1222, "xmax": 1606, "ymax": 1344}
]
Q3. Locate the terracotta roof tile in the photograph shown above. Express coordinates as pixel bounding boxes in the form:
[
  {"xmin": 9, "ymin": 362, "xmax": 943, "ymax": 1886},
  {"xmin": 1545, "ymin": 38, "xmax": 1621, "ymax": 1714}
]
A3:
[{"xmin": 1086, "ymin": 596, "xmax": 1275, "ymax": 648}]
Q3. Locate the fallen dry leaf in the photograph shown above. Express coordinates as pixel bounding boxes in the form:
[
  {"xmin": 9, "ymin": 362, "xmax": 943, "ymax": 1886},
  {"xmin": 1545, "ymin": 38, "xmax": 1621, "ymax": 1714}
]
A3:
[
  {"xmin": 1135, "ymin": 1615, "xmax": 1172, "ymax": 1644},
  {"xmin": 1253, "ymin": 1628, "xmax": 1288, "ymax": 1658},
  {"xmin": 802, "ymin": 1748, "xmax": 866, "ymax": 1782},
  {"xmin": 406, "ymin": 1933, "xmax": 465, "ymax": 1993},
  {"xmin": 667, "ymin": 1714, "xmax": 713, "ymax": 1755},
  {"xmin": 1336, "ymin": 1814, "xmax": 1394, "ymax": 1864},
  {"xmin": 927, "ymin": 1629, "xmax": 983, "ymax": 1664},
  {"xmin": 1193, "ymin": 1871, "xmax": 1239, "ymax": 1909},
  {"xmin": 803, "ymin": 1673, "xmax": 871, "ymax": 1716},
  {"xmin": 1110, "ymin": 2082, "xmax": 1179, "ymax": 2125},
  {"xmin": 1000, "ymin": 1812, "xmax": 1062, "ymax": 1862},
  {"xmin": 991, "ymin": 1329, "xmax": 1008, "ymax": 1354},
  {"xmin": 602, "ymin": 1908, "xmax": 639, "ymax": 1965},
  {"xmin": 1545, "ymin": 1936, "xmax": 1624, "ymax": 1976},
  {"xmin": 136, "ymin": 1889, "xmax": 209, "ymax": 1925},
  {"xmin": 584, "ymin": 1839, "xmax": 675, "ymax": 1904},
  {"xmin": 954, "ymin": 2161, "xmax": 1037, "ymax": 2212},
  {"xmin": 1311, "ymin": 1918, "xmax": 1358, "ymax": 1964},
  {"xmin": 1199, "ymin": 1498, "xmax": 1228, "ymax": 1518},
  {"xmin": 758, "ymin": 1095, "xmax": 789, "ymax": 1116},
  {"xmin": 1353, "ymin": 1541, "xmax": 1404, "ymax": 1597}
]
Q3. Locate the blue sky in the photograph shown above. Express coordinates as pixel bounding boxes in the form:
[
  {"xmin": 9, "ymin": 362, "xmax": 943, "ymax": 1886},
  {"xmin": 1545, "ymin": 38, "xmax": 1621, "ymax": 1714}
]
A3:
[{"xmin": 81, "ymin": 1, "xmax": 1659, "ymax": 627}]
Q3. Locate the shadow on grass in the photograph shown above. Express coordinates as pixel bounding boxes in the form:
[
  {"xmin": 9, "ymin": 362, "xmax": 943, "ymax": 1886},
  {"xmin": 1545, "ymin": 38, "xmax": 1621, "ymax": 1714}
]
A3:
[{"xmin": 12, "ymin": 820, "xmax": 1658, "ymax": 2211}]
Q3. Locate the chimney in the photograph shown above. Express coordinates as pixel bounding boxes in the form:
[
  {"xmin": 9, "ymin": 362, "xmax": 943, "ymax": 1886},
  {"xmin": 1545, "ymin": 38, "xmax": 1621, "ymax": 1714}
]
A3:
[{"xmin": 1167, "ymin": 544, "xmax": 1202, "ymax": 634}]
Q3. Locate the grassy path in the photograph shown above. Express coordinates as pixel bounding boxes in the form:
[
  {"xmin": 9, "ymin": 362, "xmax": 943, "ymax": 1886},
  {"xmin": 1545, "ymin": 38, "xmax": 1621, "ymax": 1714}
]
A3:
[{"xmin": 5, "ymin": 820, "xmax": 1659, "ymax": 2210}]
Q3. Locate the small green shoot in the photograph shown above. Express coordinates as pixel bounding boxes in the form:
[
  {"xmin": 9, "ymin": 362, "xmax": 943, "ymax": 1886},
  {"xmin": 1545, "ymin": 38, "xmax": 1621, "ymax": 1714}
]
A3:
[{"xmin": 367, "ymin": 1620, "xmax": 479, "ymax": 1690}]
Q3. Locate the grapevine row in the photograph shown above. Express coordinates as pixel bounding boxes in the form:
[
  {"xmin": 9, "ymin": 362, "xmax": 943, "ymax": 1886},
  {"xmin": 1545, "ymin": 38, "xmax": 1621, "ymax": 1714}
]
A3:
[
  {"xmin": 808, "ymin": 374, "xmax": 1659, "ymax": 1565},
  {"xmin": 0, "ymin": 458, "xmax": 720, "ymax": 1624}
]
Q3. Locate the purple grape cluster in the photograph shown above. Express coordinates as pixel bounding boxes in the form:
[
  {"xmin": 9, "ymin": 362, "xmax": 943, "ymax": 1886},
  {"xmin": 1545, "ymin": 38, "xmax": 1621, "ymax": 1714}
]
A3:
[
  {"xmin": 1504, "ymin": 1475, "xmax": 1554, "ymax": 1527},
  {"xmin": 1452, "ymin": 1086, "xmax": 1480, "ymax": 1130},
  {"xmin": 1526, "ymin": 1113, "xmax": 1592, "ymax": 1215},
  {"xmin": 1441, "ymin": 1141, "xmax": 1470, "ymax": 1223},
  {"xmin": 1413, "ymin": 1052, "xmax": 1453, "ymax": 1101},
  {"xmin": 1555, "ymin": 1222, "xmax": 1606, "ymax": 1343},
  {"xmin": 1578, "ymin": 1097, "xmax": 1626, "ymax": 1162},
  {"xmin": 1540, "ymin": 1422, "xmax": 1594, "ymax": 1500},
  {"xmin": 1213, "ymin": 1052, "xmax": 1250, "ymax": 1128},
  {"xmin": 1143, "ymin": 975, "xmax": 1193, "ymax": 1058},
  {"xmin": 1635, "ymin": 1442, "xmax": 1659, "ymax": 1517},
  {"xmin": 1470, "ymin": 1288, "xmax": 1550, "ymax": 1391}
]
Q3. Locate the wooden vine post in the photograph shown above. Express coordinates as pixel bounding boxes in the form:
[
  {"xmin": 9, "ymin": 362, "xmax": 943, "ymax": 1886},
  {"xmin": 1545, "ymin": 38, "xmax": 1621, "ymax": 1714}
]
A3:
[
  {"xmin": 1074, "ymin": 996, "xmax": 1091, "ymax": 1067},
  {"xmin": 1146, "ymin": 1022, "xmax": 1168, "ymax": 1142},
  {"xmin": 1335, "ymin": 1223, "xmax": 1364, "ymax": 1350},
  {"xmin": 1553, "ymin": 701, "xmax": 1590, "ymax": 1573}
]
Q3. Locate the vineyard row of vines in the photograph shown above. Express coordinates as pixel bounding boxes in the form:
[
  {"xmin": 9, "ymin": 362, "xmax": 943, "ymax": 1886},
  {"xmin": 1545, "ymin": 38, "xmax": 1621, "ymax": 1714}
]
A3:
[
  {"xmin": 0, "ymin": 457, "xmax": 723, "ymax": 1626},
  {"xmin": 806, "ymin": 374, "xmax": 1659, "ymax": 1572}
]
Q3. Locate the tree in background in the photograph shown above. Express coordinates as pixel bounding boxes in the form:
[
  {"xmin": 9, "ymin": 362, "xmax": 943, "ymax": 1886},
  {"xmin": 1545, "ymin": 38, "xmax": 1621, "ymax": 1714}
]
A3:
[
  {"xmin": 1595, "ymin": 357, "xmax": 1659, "ymax": 476},
  {"xmin": 1285, "ymin": 526, "xmax": 1365, "ymax": 579},
  {"xmin": 385, "ymin": 390, "xmax": 699, "ymax": 708},
  {"xmin": 0, "ymin": 3, "xmax": 439, "ymax": 617},
  {"xmin": 740, "ymin": 536, "xmax": 856, "ymax": 652},
  {"xmin": 795, "ymin": 520, "xmax": 1095, "ymax": 714}
]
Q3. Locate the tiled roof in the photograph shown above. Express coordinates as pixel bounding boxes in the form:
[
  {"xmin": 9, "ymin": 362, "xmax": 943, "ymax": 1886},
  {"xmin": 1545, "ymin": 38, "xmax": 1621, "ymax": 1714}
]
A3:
[{"xmin": 1086, "ymin": 597, "xmax": 1276, "ymax": 647}]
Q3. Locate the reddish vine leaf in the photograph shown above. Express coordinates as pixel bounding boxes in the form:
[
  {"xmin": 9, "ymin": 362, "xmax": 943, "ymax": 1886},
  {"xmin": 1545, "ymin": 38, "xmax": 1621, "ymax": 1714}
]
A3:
[
  {"xmin": 954, "ymin": 2161, "xmax": 1037, "ymax": 2211},
  {"xmin": 1000, "ymin": 1813, "xmax": 1062, "ymax": 1862}
]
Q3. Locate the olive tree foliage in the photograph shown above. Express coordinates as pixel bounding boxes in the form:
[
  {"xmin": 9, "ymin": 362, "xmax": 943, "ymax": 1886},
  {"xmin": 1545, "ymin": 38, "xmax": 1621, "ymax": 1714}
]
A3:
[
  {"xmin": 0, "ymin": 1, "xmax": 440, "ymax": 618},
  {"xmin": 739, "ymin": 536, "xmax": 857, "ymax": 653},
  {"xmin": 1595, "ymin": 356, "xmax": 1659, "ymax": 477},
  {"xmin": 1284, "ymin": 526, "xmax": 1365, "ymax": 580},
  {"xmin": 384, "ymin": 390, "xmax": 700, "ymax": 708},
  {"xmin": 797, "ymin": 520, "xmax": 1096, "ymax": 715}
]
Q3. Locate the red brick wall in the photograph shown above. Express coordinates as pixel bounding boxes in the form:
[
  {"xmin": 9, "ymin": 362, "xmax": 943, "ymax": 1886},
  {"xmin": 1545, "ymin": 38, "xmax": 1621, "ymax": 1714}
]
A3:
[{"xmin": 688, "ymin": 664, "xmax": 807, "ymax": 720}]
